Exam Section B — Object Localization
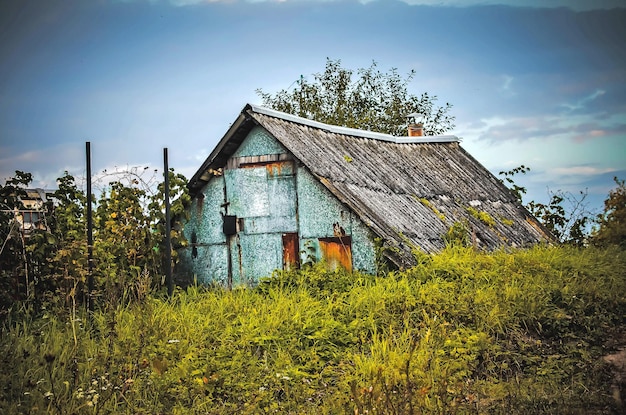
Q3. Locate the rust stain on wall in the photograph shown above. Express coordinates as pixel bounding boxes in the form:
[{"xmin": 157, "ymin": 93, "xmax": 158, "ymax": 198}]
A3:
[
  {"xmin": 238, "ymin": 160, "xmax": 294, "ymax": 178},
  {"xmin": 237, "ymin": 239, "xmax": 244, "ymax": 285},
  {"xmin": 319, "ymin": 236, "xmax": 352, "ymax": 271},
  {"xmin": 195, "ymin": 193, "xmax": 204, "ymax": 213}
]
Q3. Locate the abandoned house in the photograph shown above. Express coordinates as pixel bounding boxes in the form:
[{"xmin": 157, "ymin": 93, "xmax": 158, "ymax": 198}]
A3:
[{"xmin": 177, "ymin": 104, "xmax": 551, "ymax": 286}]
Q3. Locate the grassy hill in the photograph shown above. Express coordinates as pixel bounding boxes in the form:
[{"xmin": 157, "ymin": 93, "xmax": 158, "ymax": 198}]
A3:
[{"xmin": 1, "ymin": 245, "xmax": 625, "ymax": 414}]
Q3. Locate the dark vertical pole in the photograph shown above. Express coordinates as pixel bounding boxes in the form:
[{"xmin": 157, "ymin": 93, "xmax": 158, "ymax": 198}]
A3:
[
  {"xmin": 163, "ymin": 148, "xmax": 173, "ymax": 297},
  {"xmin": 298, "ymin": 74, "xmax": 304, "ymax": 117},
  {"xmin": 86, "ymin": 142, "xmax": 94, "ymax": 311}
]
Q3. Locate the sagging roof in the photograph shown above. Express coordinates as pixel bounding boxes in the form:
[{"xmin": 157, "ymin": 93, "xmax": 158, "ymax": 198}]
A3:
[{"xmin": 189, "ymin": 104, "xmax": 552, "ymax": 267}]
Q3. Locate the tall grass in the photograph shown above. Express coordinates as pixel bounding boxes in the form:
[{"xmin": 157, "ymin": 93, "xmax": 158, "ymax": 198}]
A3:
[{"xmin": 1, "ymin": 245, "xmax": 624, "ymax": 414}]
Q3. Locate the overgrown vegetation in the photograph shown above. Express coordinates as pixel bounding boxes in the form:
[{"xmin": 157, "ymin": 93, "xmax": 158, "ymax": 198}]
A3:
[
  {"xmin": 1, "ymin": 245, "xmax": 624, "ymax": 414},
  {"xmin": 0, "ymin": 168, "xmax": 190, "ymax": 318}
]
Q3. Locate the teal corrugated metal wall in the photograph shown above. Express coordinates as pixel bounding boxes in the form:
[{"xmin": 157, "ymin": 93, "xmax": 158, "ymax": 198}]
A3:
[{"xmin": 178, "ymin": 126, "xmax": 377, "ymax": 285}]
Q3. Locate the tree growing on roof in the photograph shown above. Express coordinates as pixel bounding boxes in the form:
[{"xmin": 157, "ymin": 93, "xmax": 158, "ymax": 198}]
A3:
[{"xmin": 256, "ymin": 59, "xmax": 455, "ymax": 136}]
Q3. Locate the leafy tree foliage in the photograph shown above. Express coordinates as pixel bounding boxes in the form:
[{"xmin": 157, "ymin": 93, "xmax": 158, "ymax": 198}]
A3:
[
  {"xmin": 257, "ymin": 59, "xmax": 455, "ymax": 136},
  {"xmin": 0, "ymin": 167, "xmax": 190, "ymax": 317},
  {"xmin": 525, "ymin": 190, "xmax": 591, "ymax": 246},
  {"xmin": 592, "ymin": 177, "xmax": 626, "ymax": 247},
  {"xmin": 498, "ymin": 165, "xmax": 530, "ymax": 204},
  {"xmin": 25, "ymin": 173, "xmax": 88, "ymax": 308},
  {"xmin": 95, "ymin": 181, "xmax": 155, "ymax": 305},
  {"xmin": 498, "ymin": 166, "xmax": 592, "ymax": 246}
]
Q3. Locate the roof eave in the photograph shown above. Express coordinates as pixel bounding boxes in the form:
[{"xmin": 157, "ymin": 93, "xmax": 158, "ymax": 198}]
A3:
[{"xmin": 188, "ymin": 108, "xmax": 257, "ymax": 195}]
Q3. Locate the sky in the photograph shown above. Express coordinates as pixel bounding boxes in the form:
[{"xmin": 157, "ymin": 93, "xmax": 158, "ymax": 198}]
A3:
[{"xmin": 1, "ymin": 0, "xmax": 625, "ymax": 217}]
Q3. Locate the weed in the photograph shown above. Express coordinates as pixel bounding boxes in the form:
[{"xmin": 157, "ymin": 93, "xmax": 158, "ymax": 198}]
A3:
[{"xmin": 466, "ymin": 206, "xmax": 496, "ymax": 227}]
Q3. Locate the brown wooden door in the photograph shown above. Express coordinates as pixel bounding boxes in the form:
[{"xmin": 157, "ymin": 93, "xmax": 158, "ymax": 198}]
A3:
[{"xmin": 282, "ymin": 233, "xmax": 300, "ymax": 271}]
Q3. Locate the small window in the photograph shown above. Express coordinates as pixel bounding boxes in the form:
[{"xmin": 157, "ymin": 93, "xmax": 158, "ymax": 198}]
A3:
[{"xmin": 22, "ymin": 211, "xmax": 41, "ymax": 224}]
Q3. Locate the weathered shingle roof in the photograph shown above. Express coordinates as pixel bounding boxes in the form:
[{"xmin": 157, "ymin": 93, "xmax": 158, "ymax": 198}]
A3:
[{"xmin": 189, "ymin": 104, "xmax": 553, "ymax": 267}]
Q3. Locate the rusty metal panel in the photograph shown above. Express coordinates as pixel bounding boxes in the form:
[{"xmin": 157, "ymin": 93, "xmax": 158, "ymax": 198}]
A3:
[
  {"xmin": 264, "ymin": 161, "xmax": 294, "ymax": 178},
  {"xmin": 227, "ymin": 153, "xmax": 293, "ymax": 170},
  {"xmin": 282, "ymin": 233, "xmax": 300, "ymax": 271},
  {"xmin": 319, "ymin": 236, "xmax": 352, "ymax": 271}
]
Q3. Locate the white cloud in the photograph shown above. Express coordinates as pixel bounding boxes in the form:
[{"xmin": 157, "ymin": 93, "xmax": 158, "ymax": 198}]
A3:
[
  {"xmin": 0, "ymin": 150, "xmax": 42, "ymax": 165},
  {"xmin": 550, "ymin": 166, "xmax": 618, "ymax": 176},
  {"xmin": 459, "ymin": 109, "xmax": 625, "ymax": 144},
  {"xmin": 561, "ymin": 89, "xmax": 606, "ymax": 112}
]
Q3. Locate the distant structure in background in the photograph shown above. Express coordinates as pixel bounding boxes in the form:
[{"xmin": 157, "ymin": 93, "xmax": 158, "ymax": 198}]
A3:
[
  {"xmin": 178, "ymin": 104, "xmax": 552, "ymax": 287},
  {"xmin": 10, "ymin": 188, "xmax": 57, "ymax": 235}
]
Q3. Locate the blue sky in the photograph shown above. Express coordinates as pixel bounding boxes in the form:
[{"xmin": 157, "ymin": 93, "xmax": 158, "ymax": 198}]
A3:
[{"xmin": 1, "ymin": 0, "xmax": 624, "ymax": 216}]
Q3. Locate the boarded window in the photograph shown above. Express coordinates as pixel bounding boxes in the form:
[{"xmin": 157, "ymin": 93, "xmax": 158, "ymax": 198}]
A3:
[
  {"xmin": 282, "ymin": 233, "xmax": 300, "ymax": 271},
  {"xmin": 319, "ymin": 236, "xmax": 352, "ymax": 271}
]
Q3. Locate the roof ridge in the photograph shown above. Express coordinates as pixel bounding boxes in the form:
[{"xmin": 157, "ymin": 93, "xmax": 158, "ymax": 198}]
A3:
[{"xmin": 246, "ymin": 103, "xmax": 460, "ymax": 144}]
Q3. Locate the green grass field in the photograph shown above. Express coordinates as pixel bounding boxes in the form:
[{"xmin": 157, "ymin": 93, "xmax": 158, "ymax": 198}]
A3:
[{"xmin": 1, "ymin": 245, "xmax": 625, "ymax": 414}]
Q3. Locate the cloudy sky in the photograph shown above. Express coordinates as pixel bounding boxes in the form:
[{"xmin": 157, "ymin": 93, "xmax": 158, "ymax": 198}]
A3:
[{"xmin": 1, "ymin": 0, "xmax": 624, "ymax": 215}]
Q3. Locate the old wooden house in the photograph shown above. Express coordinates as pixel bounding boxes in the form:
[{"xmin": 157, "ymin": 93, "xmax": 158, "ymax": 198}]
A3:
[{"xmin": 177, "ymin": 104, "xmax": 551, "ymax": 286}]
